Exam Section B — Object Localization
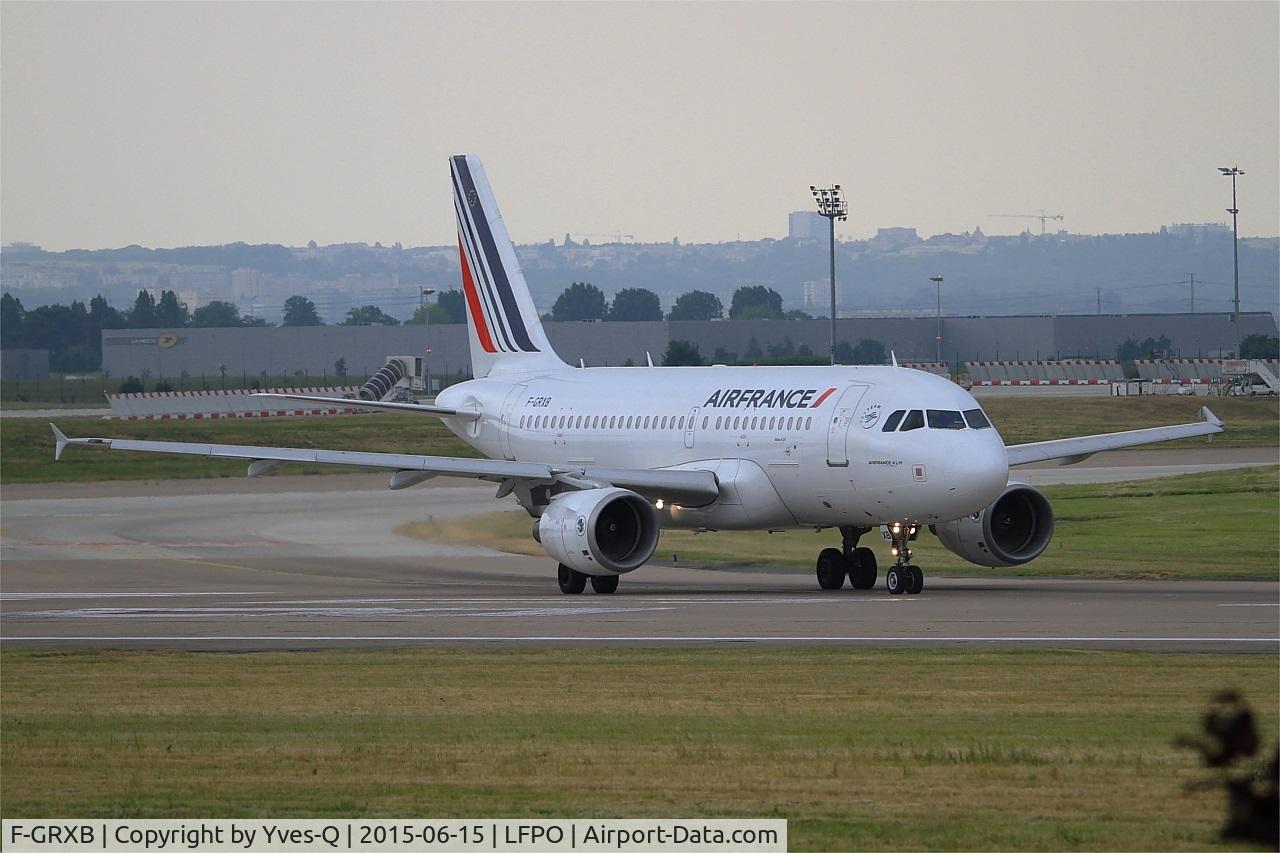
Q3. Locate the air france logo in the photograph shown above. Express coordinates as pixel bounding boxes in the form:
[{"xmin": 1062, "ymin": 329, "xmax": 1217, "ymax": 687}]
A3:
[
  {"xmin": 860, "ymin": 404, "xmax": 882, "ymax": 429},
  {"xmin": 702, "ymin": 387, "xmax": 837, "ymax": 409}
]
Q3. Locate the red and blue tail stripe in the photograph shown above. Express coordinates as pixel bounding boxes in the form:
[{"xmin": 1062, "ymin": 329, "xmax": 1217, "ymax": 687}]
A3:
[{"xmin": 451, "ymin": 156, "xmax": 540, "ymax": 354}]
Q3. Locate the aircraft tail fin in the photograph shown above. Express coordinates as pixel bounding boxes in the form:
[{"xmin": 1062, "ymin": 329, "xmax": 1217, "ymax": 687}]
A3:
[{"xmin": 450, "ymin": 155, "xmax": 566, "ymax": 377}]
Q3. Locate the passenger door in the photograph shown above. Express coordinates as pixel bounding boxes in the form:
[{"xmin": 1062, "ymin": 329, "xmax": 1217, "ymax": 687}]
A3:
[
  {"xmin": 825, "ymin": 385, "xmax": 868, "ymax": 467},
  {"xmin": 684, "ymin": 406, "xmax": 699, "ymax": 449},
  {"xmin": 499, "ymin": 383, "xmax": 528, "ymax": 461}
]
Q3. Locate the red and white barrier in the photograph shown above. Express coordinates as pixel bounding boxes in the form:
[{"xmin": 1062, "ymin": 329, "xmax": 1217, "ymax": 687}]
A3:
[{"xmin": 969, "ymin": 378, "xmax": 1112, "ymax": 386}]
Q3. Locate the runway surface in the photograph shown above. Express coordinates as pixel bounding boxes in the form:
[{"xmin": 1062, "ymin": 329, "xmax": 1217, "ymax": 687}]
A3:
[{"xmin": 3, "ymin": 447, "xmax": 1275, "ymax": 652}]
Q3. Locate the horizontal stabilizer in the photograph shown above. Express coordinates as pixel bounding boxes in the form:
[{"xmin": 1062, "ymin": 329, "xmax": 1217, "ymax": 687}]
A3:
[{"xmin": 252, "ymin": 392, "xmax": 480, "ymax": 420}]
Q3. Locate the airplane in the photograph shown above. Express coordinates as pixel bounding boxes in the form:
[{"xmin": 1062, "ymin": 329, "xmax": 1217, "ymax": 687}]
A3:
[{"xmin": 50, "ymin": 155, "xmax": 1225, "ymax": 595}]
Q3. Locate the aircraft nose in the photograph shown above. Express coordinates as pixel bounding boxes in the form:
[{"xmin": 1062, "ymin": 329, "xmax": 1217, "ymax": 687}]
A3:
[{"xmin": 945, "ymin": 436, "xmax": 1009, "ymax": 507}]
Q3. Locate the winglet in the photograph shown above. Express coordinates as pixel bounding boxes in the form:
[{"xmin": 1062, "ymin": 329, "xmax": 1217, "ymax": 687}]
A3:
[
  {"xmin": 50, "ymin": 423, "xmax": 69, "ymax": 461},
  {"xmin": 646, "ymin": 351, "xmax": 655, "ymax": 367},
  {"xmin": 891, "ymin": 351, "xmax": 899, "ymax": 368},
  {"xmin": 1200, "ymin": 406, "xmax": 1223, "ymax": 428}
]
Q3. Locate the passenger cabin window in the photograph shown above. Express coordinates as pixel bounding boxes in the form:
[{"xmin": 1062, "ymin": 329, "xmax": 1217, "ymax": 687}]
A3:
[
  {"xmin": 899, "ymin": 410, "xmax": 925, "ymax": 432},
  {"xmin": 927, "ymin": 409, "xmax": 966, "ymax": 430},
  {"xmin": 963, "ymin": 408, "xmax": 992, "ymax": 429},
  {"xmin": 881, "ymin": 410, "xmax": 906, "ymax": 432}
]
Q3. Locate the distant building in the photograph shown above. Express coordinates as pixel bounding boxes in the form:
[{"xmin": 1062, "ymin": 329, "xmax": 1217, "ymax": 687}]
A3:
[
  {"xmin": 1162, "ymin": 223, "xmax": 1231, "ymax": 242},
  {"xmin": 871, "ymin": 227, "xmax": 921, "ymax": 251},
  {"xmin": 788, "ymin": 211, "xmax": 827, "ymax": 241}
]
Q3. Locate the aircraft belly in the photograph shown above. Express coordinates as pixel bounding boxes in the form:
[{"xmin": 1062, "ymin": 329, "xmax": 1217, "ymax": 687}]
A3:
[{"xmin": 666, "ymin": 459, "xmax": 796, "ymax": 531}]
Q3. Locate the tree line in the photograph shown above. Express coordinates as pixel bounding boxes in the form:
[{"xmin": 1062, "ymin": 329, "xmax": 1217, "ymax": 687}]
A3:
[
  {"xmin": 547, "ymin": 283, "xmax": 811, "ymax": 322},
  {"xmin": 0, "ymin": 288, "xmax": 471, "ymax": 372}
]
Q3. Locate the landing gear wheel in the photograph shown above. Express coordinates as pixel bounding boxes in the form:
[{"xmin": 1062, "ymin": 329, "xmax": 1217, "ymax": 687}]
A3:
[
  {"xmin": 886, "ymin": 567, "xmax": 905, "ymax": 595},
  {"xmin": 848, "ymin": 547, "xmax": 878, "ymax": 590},
  {"xmin": 905, "ymin": 566, "xmax": 924, "ymax": 595},
  {"xmin": 557, "ymin": 564, "xmax": 587, "ymax": 594},
  {"xmin": 816, "ymin": 548, "xmax": 847, "ymax": 590},
  {"xmin": 590, "ymin": 574, "xmax": 619, "ymax": 594}
]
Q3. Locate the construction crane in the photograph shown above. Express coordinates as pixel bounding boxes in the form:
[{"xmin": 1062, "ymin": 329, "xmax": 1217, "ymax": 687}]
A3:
[
  {"xmin": 570, "ymin": 232, "xmax": 635, "ymax": 244},
  {"xmin": 989, "ymin": 210, "xmax": 1064, "ymax": 235}
]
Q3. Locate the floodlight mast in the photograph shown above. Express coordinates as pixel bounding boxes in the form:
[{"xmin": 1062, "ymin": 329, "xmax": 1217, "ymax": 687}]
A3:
[
  {"xmin": 811, "ymin": 184, "xmax": 848, "ymax": 365},
  {"xmin": 930, "ymin": 275, "xmax": 944, "ymax": 365},
  {"xmin": 421, "ymin": 287, "xmax": 435, "ymax": 388},
  {"xmin": 1218, "ymin": 166, "xmax": 1244, "ymax": 357}
]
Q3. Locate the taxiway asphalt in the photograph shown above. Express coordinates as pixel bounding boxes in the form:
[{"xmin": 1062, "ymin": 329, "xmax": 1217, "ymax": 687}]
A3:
[{"xmin": 3, "ymin": 447, "xmax": 1275, "ymax": 652}]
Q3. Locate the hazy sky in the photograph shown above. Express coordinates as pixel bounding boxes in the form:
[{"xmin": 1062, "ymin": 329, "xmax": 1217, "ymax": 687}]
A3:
[{"xmin": 2, "ymin": 1, "xmax": 1277, "ymax": 251}]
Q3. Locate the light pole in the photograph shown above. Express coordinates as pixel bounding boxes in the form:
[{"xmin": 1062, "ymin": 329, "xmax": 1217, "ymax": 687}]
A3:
[
  {"xmin": 421, "ymin": 287, "xmax": 435, "ymax": 392},
  {"xmin": 930, "ymin": 275, "xmax": 944, "ymax": 365},
  {"xmin": 1218, "ymin": 166, "xmax": 1244, "ymax": 356},
  {"xmin": 810, "ymin": 184, "xmax": 848, "ymax": 365}
]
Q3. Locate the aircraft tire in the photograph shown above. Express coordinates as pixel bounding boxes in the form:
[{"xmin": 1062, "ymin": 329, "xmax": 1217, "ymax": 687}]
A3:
[
  {"xmin": 558, "ymin": 564, "xmax": 587, "ymax": 594},
  {"xmin": 816, "ymin": 548, "xmax": 846, "ymax": 590},
  {"xmin": 849, "ymin": 547, "xmax": 878, "ymax": 589},
  {"xmin": 886, "ymin": 567, "xmax": 906, "ymax": 595},
  {"xmin": 590, "ymin": 574, "xmax": 620, "ymax": 594},
  {"xmin": 906, "ymin": 566, "xmax": 924, "ymax": 594}
]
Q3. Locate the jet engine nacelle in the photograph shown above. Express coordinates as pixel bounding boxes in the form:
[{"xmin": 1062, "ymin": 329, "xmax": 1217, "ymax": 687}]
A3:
[
  {"xmin": 932, "ymin": 482, "xmax": 1055, "ymax": 567},
  {"xmin": 537, "ymin": 488, "xmax": 660, "ymax": 576}
]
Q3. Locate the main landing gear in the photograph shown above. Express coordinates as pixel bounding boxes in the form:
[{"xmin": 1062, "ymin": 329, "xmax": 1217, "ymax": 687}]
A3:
[
  {"xmin": 814, "ymin": 522, "xmax": 924, "ymax": 594},
  {"xmin": 815, "ymin": 525, "xmax": 879, "ymax": 591},
  {"xmin": 557, "ymin": 564, "xmax": 619, "ymax": 594}
]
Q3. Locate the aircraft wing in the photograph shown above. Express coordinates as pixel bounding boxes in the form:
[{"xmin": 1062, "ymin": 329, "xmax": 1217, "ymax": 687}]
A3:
[
  {"xmin": 252, "ymin": 392, "xmax": 480, "ymax": 420},
  {"xmin": 49, "ymin": 424, "xmax": 720, "ymax": 507},
  {"xmin": 1004, "ymin": 406, "xmax": 1224, "ymax": 466}
]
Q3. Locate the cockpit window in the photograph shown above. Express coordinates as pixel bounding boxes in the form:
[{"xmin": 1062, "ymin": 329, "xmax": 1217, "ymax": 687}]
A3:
[
  {"xmin": 881, "ymin": 410, "xmax": 906, "ymax": 432},
  {"xmin": 899, "ymin": 410, "xmax": 925, "ymax": 432},
  {"xmin": 963, "ymin": 408, "xmax": 992, "ymax": 429},
  {"xmin": 927, "ymin": 409, "xmax": 966, "ymax": 430}
]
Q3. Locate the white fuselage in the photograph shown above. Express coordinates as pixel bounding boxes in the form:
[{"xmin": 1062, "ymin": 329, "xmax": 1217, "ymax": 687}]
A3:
[{"xmin": 437, "ymin": 364, "xmax": 1010, "ymax": 531}]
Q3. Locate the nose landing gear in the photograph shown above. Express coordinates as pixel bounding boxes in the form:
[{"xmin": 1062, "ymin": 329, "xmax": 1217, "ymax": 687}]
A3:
[{"xmin": 885, "ymin": 521, "xmax": 924, "ymax": 595}]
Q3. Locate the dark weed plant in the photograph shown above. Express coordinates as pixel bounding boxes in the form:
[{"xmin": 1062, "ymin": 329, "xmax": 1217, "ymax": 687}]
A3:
[{"xmin": 1177, "ymin": 691, "xmax": 1278, "ymax": 847}]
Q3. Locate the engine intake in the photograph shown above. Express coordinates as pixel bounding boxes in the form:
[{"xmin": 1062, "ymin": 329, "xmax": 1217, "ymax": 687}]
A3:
[
  {"xmin": 932, "ymin": 483, "xmax": 1054, "ymax": 567},
  {"xmin": 537, "ymin": 488, "xmax": 660, "ymax": 575}
]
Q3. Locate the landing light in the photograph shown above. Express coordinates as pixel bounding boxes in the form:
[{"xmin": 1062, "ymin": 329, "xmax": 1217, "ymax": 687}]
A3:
[{"xmin": 655, "ymin": 499, "xmax": 665, "ymax": 510}]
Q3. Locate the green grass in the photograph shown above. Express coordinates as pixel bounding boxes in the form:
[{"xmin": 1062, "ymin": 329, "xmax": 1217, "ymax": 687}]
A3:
[
  {"xmin": 0, "ymin": 415, "xmax": 479, "ymax": 484},
  {"xmin": 2, "ymin": 648, "xmax": 1275, "ymax": 850},
  {"xmin": 403, "ymin": 467, "xmax": 1280, "ymax": 579},
  {"xmin": 1, "ymin": 395, "xmax": 1274, "ymax": 485}
]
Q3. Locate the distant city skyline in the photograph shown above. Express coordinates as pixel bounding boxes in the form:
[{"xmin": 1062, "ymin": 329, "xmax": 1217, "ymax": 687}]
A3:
[{"xmin": 2, "ymin": 2, "xmax": 1277, "ymax": 251}]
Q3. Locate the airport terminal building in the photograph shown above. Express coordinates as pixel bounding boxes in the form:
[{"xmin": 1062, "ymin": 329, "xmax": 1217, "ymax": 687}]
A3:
[{"xmin": 102, "ymin": 311, "xmax": 1278, "ymax": 381}]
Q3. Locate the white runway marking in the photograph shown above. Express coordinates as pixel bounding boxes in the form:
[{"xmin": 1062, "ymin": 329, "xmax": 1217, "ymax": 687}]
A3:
[
  {"xmin": 5, "ymin": 594, "xmax": 909, "ymax": 606},
  {"xmin": 6, "ymin": 636, "xmax": 1277, "ymax": 644},
  {"xmin": 1, "ymin": 592, "xmax": 260, "ymax": 600},
  {"xmin": 1217, "ymin": 603, "xmax": 1280, "ymax": 607},
  {"xmin": 11, "ymin": 605, "xmax": 676, "ymax": 619}
]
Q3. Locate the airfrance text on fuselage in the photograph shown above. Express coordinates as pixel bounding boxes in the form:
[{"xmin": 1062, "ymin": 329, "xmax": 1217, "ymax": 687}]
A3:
[{"xmin": 703, "ymin": 387, "xmax": 836, "ymax": 409}]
